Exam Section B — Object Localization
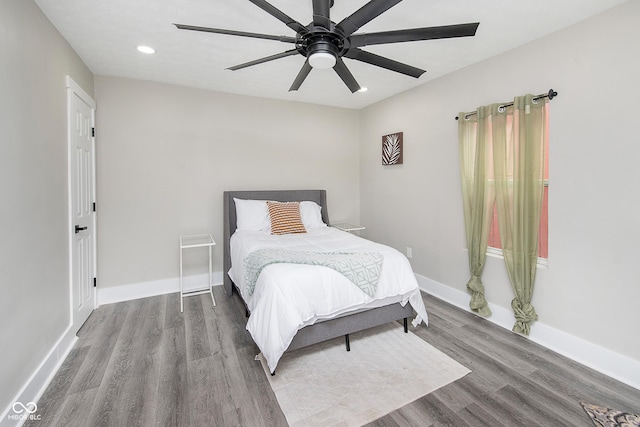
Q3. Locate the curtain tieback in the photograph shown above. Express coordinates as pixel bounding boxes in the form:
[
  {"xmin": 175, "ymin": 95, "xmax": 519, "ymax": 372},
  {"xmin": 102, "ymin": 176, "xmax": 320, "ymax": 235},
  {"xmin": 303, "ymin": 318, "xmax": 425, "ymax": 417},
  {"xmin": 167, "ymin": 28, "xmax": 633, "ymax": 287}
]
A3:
[
  {"xmin": 511, "ymin": 298, "xmax": 538, "ymax": 335},
  {"xmin": 466, "ymin": 275, "xmax": 491, "ymax": 316},
  {"xmin": 466, "ymin": 275, "xmax": 484, "ymax": 293}
]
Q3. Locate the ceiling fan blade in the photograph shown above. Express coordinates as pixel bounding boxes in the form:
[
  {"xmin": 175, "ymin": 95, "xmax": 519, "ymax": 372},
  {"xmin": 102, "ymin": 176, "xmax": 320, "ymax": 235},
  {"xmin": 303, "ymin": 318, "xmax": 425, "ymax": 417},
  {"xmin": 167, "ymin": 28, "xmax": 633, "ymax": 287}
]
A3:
[
  {"xmin": 344, "ymin": 48, "xmax": 425, "ymax": 78},
  {"xmin": 333, "ymin": 58, "xmax": 361, "ymax": 93},
  {"xmin": 312, "ymin": 0, "xmax": 332, "ymax": 29},
  {"xmin": 289, "ymin": 61, "xmax": 313, "ymax": 91},
  {"xmin": 337, "ymin": 0, "xmax": 403, "ymax": 37},
  {"xmin": 174, "ymin": 24, "xmax": 297, "ymax": 43},
  {"xmin": 350, "ymin": 22, "xmax": 480, "ymax": 47},
  {"xmin": 248, "ymin": 0, "xmax": 309, "ymax": 34},
  {"xmin": 227, "ymin": 49, "xmax": 299, "ymax": 71}
]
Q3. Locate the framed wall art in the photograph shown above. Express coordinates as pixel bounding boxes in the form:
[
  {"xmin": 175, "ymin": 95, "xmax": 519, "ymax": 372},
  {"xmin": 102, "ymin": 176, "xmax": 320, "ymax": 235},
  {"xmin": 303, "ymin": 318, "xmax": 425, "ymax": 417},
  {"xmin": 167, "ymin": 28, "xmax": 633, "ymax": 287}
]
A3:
[{"xmin": 382, "ymin": 132, "xmax": 403, "ymax": 165}]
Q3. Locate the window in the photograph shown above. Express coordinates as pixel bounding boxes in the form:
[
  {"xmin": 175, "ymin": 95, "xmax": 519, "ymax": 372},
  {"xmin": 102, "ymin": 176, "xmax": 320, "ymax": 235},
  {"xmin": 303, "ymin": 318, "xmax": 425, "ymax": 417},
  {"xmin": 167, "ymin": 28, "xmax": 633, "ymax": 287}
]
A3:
[{"xmin": 487, "ymin": 110, "xmax": 549, "ymax": 264}]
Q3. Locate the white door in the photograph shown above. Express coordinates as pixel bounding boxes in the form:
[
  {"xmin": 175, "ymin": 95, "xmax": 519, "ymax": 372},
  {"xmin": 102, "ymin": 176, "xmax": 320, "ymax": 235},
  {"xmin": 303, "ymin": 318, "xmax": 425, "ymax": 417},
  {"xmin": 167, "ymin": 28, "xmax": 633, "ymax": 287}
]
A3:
[{"xmin": 67, "ymin": 77, "xmax": 96, "ymax": 333}]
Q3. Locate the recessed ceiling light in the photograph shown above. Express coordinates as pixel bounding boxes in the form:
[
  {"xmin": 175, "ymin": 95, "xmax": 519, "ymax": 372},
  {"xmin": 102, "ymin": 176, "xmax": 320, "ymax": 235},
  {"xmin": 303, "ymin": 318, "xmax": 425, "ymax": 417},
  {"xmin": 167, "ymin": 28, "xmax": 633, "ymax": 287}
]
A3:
[
  {"xmin": 136, "ymin": 45, "xmax": 156, "ymax": 54},
  {"xmin": 357, "ymin": 87, "xmax": 368, "ymax": 93}
]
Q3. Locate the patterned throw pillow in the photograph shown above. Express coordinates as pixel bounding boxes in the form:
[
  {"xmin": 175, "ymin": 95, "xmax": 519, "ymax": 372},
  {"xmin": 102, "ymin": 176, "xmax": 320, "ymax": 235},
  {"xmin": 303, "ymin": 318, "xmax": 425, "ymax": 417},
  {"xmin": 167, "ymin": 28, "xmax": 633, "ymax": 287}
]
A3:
[{"xmin": 267, "ymin": 201, "xmax": 307, "ymax": 235}]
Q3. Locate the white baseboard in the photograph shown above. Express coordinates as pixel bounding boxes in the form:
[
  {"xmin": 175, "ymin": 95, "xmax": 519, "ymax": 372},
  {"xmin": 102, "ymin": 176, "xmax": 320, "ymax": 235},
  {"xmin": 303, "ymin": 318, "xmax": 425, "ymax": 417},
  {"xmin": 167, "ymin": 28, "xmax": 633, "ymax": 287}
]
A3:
[
  {"xmin": 97, "ymin": 272, "xmax": 224, "ymax": 306},
  {"xmin": 1, "ymin": 325, "xmax": 77, "ymax": 427},
  {"xmin": 415, "ymin": 273, "xmax": 640, "ymax": 391}
]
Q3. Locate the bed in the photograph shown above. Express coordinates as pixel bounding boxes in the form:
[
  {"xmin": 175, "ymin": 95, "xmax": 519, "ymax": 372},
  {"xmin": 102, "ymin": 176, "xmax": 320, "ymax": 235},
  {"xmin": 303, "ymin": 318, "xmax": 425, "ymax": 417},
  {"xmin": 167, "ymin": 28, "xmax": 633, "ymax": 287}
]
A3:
[{"xmin": 223, "ymin": 190, "xmax": 428, "ymax": 373}]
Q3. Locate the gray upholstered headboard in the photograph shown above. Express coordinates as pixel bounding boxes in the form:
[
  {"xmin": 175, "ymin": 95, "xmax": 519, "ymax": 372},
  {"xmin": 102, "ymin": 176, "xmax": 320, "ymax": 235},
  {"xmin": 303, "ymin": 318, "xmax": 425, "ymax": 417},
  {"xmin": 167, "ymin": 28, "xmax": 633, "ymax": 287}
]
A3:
[{"xmin": 223, "ymin": 190, "xmax": 330, "ymax": 296}]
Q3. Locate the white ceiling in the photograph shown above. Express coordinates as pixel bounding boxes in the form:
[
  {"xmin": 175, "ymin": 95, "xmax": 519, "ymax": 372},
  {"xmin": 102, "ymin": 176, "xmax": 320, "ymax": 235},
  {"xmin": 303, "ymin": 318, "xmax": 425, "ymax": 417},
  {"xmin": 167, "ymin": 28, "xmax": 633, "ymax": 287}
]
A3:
[{"xmin": 35, "ymin": 0, "xmax": 627, "ymax": 109}]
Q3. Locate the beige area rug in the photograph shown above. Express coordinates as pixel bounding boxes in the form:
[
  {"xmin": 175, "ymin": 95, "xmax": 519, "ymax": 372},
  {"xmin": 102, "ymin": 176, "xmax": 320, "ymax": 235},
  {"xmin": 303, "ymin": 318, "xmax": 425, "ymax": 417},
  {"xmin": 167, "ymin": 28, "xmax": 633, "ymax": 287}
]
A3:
[{"xmin": 258, "ymin": 322, "xmax": 471, "ymax": 426}]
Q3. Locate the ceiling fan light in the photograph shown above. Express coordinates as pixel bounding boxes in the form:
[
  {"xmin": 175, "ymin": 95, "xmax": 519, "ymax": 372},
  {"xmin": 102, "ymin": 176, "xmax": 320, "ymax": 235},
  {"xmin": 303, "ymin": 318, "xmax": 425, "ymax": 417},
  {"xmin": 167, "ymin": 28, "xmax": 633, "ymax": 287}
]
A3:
[{"xmin": 309, "ymin": 52, "xmax": 336, "ymax": 69}]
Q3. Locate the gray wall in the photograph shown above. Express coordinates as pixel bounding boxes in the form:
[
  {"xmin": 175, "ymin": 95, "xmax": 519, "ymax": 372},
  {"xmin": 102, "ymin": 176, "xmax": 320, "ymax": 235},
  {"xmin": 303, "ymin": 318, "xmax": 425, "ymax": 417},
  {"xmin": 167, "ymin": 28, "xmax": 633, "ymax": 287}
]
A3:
[
  {"xmin": 94, "ymin": 76, "xmax": 360, "ymax": 289},
  {"xmin": 0, "ymin": 0, "xmax": 94, "ymax": 414},
  {"xmin": 359, "ymin": 1, "xmax": 640, "ymax": 363}
]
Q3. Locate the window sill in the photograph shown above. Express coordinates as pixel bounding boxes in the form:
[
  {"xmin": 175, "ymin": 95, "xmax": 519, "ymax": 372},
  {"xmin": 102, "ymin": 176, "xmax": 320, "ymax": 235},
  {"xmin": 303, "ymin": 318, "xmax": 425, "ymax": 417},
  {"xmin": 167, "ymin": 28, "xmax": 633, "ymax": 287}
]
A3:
[{"xmin": 486, "ymin": 247, "xmax": 548, "ymax": 269}]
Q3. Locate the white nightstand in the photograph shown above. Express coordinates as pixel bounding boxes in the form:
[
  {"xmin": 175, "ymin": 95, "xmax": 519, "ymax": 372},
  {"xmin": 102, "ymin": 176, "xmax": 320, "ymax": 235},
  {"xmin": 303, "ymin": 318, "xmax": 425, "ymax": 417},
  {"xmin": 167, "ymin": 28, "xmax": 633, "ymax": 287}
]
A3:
[
  {"xmin": 332, "ymin": 223, "xmax": 366, "ymax": 233},
  {"xmin": 179, "ymin": 234, "xmax": 216, "ymax": 312}
]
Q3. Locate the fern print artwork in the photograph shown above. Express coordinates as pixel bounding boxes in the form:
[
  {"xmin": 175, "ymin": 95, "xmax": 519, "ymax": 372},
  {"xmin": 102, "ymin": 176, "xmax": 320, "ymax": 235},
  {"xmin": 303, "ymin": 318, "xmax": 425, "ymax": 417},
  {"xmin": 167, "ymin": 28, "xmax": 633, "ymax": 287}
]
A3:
[{"xmin": 382, "ymin": 132, "xmax": 403, "ymax": 165}]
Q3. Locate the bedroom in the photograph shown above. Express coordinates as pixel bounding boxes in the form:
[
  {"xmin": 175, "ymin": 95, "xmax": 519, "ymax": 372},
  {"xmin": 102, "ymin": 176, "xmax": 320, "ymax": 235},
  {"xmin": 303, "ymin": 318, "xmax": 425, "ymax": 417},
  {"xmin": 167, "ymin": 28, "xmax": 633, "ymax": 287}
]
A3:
[{"xmin": 1, "ymin": 0, "xmax": 639, "ymax": 425}]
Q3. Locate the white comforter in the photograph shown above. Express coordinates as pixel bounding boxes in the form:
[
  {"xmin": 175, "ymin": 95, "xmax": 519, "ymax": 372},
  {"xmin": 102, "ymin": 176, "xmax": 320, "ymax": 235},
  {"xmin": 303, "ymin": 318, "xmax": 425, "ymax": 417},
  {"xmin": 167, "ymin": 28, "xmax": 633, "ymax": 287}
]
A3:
[{"xmin": 228, "ymin": 226, "xmax": 429, "ymax": 373}]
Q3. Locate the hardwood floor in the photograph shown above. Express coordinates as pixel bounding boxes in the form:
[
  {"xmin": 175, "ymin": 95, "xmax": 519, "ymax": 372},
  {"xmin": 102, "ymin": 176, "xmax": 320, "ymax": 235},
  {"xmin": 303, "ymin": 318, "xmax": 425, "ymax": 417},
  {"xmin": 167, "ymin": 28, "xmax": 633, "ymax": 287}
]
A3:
[{"xmin": 27, "ymin": 287, "xmax": 640, "ymax": 426}]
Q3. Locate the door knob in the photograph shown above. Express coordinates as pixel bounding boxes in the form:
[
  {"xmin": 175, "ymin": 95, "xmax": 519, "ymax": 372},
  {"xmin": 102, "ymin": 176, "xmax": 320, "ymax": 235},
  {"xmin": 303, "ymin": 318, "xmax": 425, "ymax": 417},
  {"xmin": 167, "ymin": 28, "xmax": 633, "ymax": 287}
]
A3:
[{"xmin": 75, "ymin": 225, "xmax": 88, "ymax": 234}]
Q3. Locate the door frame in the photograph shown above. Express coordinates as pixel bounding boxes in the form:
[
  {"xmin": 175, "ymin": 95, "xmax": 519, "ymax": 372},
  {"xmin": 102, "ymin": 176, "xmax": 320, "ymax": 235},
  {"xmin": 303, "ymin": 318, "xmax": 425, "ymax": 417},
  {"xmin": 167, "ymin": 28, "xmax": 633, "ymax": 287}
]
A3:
[{"xmin": 66, "ymin": 76, "xmax": 97, "ymax": 333}]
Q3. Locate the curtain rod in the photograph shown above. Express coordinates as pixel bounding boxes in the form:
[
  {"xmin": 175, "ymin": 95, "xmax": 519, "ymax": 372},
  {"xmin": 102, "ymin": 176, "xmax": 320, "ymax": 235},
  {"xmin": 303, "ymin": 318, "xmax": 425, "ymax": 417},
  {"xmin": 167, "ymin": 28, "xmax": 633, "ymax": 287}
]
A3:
[{"xmin": 455, "ymin": 89, "xmax": 558, "ymax": 121}]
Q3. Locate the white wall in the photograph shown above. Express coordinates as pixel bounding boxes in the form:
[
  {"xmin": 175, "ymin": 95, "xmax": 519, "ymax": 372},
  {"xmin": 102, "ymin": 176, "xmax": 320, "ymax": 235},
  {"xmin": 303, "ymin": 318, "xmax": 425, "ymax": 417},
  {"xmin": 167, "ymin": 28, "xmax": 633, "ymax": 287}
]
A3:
[
  {"xmin": 94, "ymin": 76, "xmax": 360, "ymax": 290},
  {"xmin": 359, "ymin": 0, "xmax": 640, "ymax": 369},
  {"xmin": 0, "ymin": 0, "xmax": 94, "ymax": 418}
]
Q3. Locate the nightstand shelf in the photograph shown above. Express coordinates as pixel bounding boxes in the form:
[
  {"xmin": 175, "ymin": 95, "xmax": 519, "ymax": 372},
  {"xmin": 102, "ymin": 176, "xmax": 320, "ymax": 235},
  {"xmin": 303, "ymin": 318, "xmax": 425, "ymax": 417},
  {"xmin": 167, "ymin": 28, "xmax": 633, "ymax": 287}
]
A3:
[
  {"xmin": 179, "ymin": 233, "xmax": 216, "ymax": 312},
  {"xmin": 332, "ymin": 223, "xmax": 366, "ymax": 233}
]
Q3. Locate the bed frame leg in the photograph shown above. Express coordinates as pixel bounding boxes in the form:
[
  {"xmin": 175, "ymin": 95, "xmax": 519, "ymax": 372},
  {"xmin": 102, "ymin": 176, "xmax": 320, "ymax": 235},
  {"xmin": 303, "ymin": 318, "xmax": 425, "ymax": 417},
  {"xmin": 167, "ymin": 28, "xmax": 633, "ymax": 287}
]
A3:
[
  {"xmin": 345, "ymin": 334, "xmax": 350, "ymax": 352},
  {"xmin": 404, "ymin": 318, "xmax": 408, "ymax": 333}
]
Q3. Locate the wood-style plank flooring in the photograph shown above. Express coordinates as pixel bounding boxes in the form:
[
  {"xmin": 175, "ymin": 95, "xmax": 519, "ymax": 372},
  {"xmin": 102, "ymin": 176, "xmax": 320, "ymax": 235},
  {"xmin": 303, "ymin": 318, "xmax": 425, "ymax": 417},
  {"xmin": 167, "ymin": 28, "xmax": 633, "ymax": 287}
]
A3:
[{"xmin": 27, "ymin": 287, "xmax": 640, "ymax": 426}]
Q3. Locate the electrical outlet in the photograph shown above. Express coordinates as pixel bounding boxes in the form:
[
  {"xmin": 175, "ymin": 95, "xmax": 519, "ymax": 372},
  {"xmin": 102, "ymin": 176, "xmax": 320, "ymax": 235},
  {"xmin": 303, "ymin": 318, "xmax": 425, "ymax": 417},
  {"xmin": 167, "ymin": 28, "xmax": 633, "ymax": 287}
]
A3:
[{"xmin": 406, "ymin": 247, "xmax": 413, "ymax": 259}]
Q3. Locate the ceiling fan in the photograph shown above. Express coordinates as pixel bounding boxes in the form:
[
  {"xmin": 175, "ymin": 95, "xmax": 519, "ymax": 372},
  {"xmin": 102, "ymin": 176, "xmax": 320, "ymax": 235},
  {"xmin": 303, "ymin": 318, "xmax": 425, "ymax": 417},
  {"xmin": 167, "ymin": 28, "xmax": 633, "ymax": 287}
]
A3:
[{"xmin": 174, "ymin": 0, "xmax": 479, "ymax": 93}]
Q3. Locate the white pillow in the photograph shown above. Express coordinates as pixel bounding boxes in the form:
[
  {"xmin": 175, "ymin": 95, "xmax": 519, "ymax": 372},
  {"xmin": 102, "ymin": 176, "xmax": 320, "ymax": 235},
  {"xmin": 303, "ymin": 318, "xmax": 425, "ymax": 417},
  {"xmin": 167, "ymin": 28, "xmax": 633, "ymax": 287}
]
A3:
[
  {"xmin": 300, "ymin": 201, "xmax": 326, "ymax": 229},
  {"xmin": 234, "ymin": 198, "xmax": 270, "ymax": 231}
]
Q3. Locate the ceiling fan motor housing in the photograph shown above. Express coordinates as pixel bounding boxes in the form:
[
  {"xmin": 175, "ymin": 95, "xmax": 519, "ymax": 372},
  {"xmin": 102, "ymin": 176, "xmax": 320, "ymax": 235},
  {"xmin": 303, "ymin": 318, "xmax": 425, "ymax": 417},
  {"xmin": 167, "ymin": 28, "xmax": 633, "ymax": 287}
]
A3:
[{"xmin": 298, "ymin": 29, "xmax": 346, "ymax": 63}]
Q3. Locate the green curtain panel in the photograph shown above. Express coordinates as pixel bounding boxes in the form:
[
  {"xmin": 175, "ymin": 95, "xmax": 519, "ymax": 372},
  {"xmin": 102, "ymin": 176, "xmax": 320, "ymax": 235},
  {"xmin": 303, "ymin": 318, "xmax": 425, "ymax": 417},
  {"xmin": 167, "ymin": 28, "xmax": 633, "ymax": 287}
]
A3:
[
  {"xmin": 459, "ymin": 95, "xmax": 548, "ymax": 333},
  {"xmin": 458, "ymin": 106, "xmax": 496, "ymax": 317},
  {"xmin": 493, "ymin": 95, "xmax": 548, "ymax": 335}
]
